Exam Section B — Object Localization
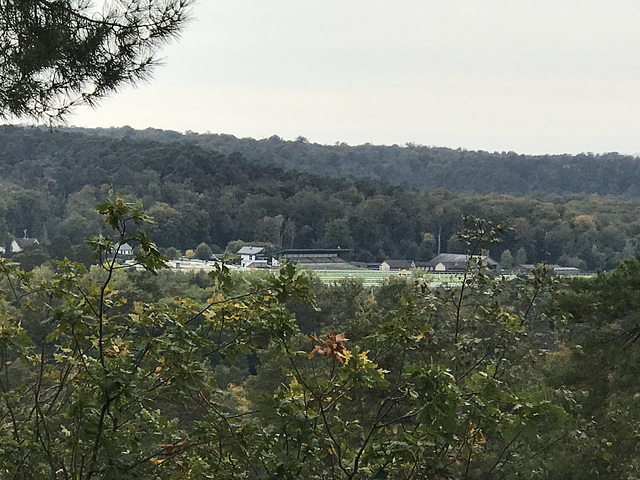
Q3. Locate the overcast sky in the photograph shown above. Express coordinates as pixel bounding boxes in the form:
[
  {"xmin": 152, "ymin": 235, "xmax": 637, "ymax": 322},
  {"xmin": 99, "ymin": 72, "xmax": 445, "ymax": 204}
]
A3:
[{"xmin": 70, "ymin": 0, "xmax": 640, "ymax": 155}]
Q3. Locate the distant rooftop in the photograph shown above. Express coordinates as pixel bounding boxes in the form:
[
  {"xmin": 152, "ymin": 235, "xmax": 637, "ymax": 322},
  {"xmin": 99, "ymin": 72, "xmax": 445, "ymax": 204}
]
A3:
[{"xmin": 237, "ymin": 246, "xmax": 265, "ymax": 255}]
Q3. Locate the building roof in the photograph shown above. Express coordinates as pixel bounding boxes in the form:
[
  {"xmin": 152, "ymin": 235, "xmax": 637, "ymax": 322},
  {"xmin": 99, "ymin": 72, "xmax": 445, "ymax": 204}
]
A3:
[
  {"xmin": 108, "ymin": 242, "xmax": 133, "ymax": 255},
  {"xmin": 237, "ymin": 246, "xmax": 265, "ymax": 255},
  {"xmin": 426, "ymin": 253, "xmax": 498, "ymax": 267},
  {"xmin": 553, "ymin": 266, "xmax": 580, "ymax": 273},
  {"xmin": 293, "ymin": 256, "xmax": 346, "ymax": 264},
  {"xmin": 13, "ymin": 238, "xmax": 38, "ymax": 249},
  {"xmin": 426, "ymin": 253, "xmax": 467, "ymax": 266},
  {"xmin": 276, "ymin": 248, "xmax": 349, "ymax": 257}
]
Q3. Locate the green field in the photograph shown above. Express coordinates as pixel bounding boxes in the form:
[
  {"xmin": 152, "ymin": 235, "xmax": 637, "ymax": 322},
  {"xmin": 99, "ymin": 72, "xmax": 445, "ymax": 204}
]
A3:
[{"xmin": 307, "ymin": 268, "xmax": 463, "ymax": 287}]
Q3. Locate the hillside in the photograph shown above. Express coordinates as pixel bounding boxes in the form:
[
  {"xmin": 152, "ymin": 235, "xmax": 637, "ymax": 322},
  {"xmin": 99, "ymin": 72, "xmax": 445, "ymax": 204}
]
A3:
[
  {"xmin": 1, "ymin": 125, "xmax": 640, "ymax": 271},
  {"xmin": 69, "ymin": 126, "xmax": 640, "ymax": 197}
]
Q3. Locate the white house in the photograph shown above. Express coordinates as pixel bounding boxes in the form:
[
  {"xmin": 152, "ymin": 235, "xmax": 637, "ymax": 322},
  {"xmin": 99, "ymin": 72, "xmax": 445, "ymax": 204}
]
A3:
[
  {"xmin": 237, "ymin": 246, "xmax": 267, "ymax": 268},
  {"xmin": 108, "ymin": 242, "xmax": 134, "ymax": 257},
  {"xmin": 117, "ymin": 242, "xmax": 134, "ymax": 256}
]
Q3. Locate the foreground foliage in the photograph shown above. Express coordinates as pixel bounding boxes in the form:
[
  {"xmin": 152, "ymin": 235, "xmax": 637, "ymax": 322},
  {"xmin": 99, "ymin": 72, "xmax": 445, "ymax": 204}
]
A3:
[
  {"xmin": 0, "ymin": 194, "xmax": 313, "ymax": 478},
  {"xmin": 0, "ymin": 199, "xmax": 637, "ymax": 478}
]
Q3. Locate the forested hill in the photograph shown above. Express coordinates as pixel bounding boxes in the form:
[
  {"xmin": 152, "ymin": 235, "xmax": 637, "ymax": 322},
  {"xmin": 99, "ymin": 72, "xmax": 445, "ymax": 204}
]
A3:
[
  {"xmin": 3, "ymin": 125, "xmax": 640, "ymax": 271},
  {"xmin": 68, "ymin": 126, "xmax": 640, "ymax": 197}
]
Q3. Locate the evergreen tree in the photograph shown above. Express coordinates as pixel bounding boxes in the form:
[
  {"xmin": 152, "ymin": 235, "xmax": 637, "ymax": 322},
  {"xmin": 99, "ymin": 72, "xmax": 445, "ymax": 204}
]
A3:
[{"xmin": 0, "ymin": 0, "xmax": 191, "ymax": 121}]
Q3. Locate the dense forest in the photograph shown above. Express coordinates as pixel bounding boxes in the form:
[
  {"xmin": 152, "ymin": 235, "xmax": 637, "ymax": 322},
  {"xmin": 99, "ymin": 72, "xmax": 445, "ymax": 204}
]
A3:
[
  {"xmin": 73, "ymin": 125, "xmax": 640, "ymax": 196},
  {"xmin": 2, "ymin": 125, "xmax": 640, "ymax": 271}
]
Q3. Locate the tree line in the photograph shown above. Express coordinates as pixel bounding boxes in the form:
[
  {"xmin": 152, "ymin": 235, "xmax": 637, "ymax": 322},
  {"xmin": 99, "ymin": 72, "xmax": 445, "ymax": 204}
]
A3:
[
  {"xmin": 74, "ymin": 126, "xmax": 640, "ymax": 196},
  {"xmin": 1, "ymin": 126, "xmax": 640, "ymax": 271}
]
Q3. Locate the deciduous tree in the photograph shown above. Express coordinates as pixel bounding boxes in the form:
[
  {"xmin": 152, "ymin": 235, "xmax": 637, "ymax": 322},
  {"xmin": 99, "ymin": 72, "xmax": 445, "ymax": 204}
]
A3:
[{"xmin": 0, "ymin": 193, "xmax": 315, "ymax": 478}]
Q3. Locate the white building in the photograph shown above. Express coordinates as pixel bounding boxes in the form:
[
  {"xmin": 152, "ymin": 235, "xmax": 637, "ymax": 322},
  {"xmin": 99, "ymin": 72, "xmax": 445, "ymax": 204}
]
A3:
[{"xmin": 237, "ymin": 246, "xmax": 268, "ymax": 268}]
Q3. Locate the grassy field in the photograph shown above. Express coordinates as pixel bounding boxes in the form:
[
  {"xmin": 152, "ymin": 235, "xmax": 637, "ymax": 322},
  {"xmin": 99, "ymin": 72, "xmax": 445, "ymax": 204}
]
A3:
[
  {"xmin": 306, "ymin": 268, "xmax": 595, "ymax": 287},
  {"xmin": 307, "ymin": 268, "xmax": 463, "ymax": 287}
]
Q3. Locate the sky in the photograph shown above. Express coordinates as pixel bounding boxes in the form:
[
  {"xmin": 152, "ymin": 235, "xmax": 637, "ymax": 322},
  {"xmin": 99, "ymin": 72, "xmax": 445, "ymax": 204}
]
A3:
[{"xmin": 70, "ymin": 0, "xmax": 640, "ymax": 155}]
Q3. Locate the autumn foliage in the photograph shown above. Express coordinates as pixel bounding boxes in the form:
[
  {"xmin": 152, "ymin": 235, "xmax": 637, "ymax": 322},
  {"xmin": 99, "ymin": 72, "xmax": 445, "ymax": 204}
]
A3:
[{"xmin": 308, "ymin": 332, "xmax": 349, "ymax": 363}]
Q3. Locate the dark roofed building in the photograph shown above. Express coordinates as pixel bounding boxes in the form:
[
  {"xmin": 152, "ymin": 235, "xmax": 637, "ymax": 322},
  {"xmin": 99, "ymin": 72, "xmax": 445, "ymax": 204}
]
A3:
[
  {"xmin": 276, "ymin": 248, "xmax": 351, "ymax": 270},
  {"xmin": 425, "ymin": 253, "xmax": 499, "ymax": 272},
  {"xmin": 9, "ymin": 237, "xmax": 39, "ymax": 253}
]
